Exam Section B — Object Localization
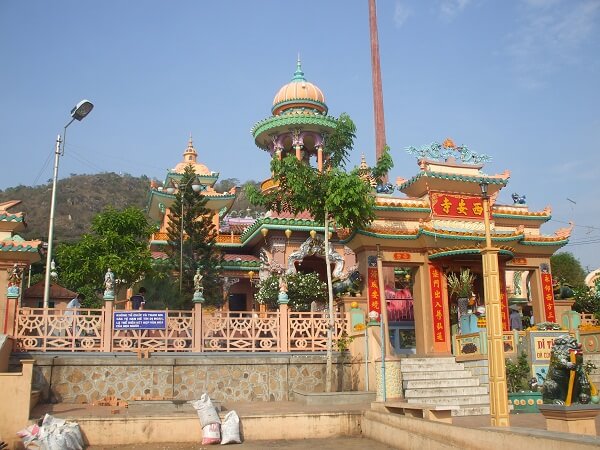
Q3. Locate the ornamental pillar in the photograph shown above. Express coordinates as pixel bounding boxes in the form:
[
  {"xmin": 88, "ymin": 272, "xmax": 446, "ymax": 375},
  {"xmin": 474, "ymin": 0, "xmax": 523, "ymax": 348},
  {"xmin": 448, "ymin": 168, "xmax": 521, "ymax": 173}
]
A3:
[
  {"xmin": 193, "ymin": 297, "xmax": 204, "ymax": 352},
  {"xmin": 102, "ymin": 294, "xmax": 114, "ymax": 352},
  {"xmin": 278, "ymin": 279, "xmax": 289, "ymax": 352},
  {"xmin": 317, "ymin": 145, "xmax": 323, "ymax": 172}
]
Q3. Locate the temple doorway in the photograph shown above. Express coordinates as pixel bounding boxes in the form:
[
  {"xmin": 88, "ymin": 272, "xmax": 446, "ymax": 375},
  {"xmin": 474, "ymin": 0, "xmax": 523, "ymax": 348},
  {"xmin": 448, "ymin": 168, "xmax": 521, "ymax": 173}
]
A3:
[{"xmin": 383, "ymin": 265, "xmax": 416, "ymax": 354}]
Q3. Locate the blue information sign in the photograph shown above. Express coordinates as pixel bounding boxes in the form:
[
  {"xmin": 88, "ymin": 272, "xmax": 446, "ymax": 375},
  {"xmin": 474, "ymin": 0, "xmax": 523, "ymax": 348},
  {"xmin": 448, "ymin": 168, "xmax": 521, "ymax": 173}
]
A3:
[{"xmin": 113, "ymin": 311, "xmax": 167, "ymax": 330}]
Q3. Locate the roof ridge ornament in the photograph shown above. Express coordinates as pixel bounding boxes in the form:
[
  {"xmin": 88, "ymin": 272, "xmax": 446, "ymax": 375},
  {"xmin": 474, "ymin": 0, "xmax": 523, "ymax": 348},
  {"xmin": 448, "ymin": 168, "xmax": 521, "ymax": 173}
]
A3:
[{"xmin": 406, "ymin": 138, "xmax": 492, "ymax": 165}]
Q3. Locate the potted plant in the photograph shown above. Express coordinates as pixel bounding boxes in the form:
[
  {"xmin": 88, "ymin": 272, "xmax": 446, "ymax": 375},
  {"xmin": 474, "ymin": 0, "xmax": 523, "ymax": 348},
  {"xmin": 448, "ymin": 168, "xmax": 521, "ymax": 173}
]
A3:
[
  {"xmin": 447, "ymin": 269, "xmax": 475, "ymax": 299},
  {"xmin": 447, "ymin": 269, "xmax": 475, "ymax": 332},
  {"xmin": 506, "ymin": 352, "xmax": 542, "ymax": 413}
]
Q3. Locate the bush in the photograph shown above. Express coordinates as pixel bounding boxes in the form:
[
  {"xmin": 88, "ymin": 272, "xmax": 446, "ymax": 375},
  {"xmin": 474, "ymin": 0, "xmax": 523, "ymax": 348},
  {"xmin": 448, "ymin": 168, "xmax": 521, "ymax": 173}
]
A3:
[
  {"xmin": 506, "ymin": 352, "xmax": 531, "ymax": 393},
  {"xmin": 255, "ymin": 272, "xmax": 327, "ymax": 311}
]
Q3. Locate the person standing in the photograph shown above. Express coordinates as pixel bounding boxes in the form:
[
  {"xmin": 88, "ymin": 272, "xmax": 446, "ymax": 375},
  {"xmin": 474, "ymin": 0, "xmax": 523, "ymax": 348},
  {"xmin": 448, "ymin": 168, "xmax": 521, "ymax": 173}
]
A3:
[
  {"xmin": 65, "ymin": 293, "xmax": 85, "ymax": 342},
  {"xmin": 130, "ymin": 287, "xmax": 147, "ymax": 310},
  {"xmin": 510, "ymin": 306, "xmax": 523, "ymax": 331}
]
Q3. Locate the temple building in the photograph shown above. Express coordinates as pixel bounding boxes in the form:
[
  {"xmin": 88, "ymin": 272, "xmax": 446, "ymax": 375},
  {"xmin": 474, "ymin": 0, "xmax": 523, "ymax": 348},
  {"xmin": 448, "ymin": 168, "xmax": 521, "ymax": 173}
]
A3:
[
  {"xmin": 0, "ymin": 201, "xmax": 41, "ymax": 335},
  {"xmin": 145, "ymin": 61, "xmax": 571, "ymax": 357}
]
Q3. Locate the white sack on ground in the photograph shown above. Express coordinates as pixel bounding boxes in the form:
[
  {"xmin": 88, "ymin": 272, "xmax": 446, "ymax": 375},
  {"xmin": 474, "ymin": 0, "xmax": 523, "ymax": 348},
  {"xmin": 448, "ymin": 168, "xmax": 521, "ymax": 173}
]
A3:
[
  {"xmin": 220, "ymin": 410, "xmax": 242, "ymax": 445},
  {"xmin": 190, "ymin": 393, "xmax": 221, "ymax": 427}
]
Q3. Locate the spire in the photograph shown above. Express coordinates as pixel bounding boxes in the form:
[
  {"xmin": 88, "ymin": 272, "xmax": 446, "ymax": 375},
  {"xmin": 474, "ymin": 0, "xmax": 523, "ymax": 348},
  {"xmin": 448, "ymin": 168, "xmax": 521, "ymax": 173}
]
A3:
[
  {"xmin": 183, "ymin": 134, "xmax": 197, "ymax": 163},
  {"xmin": 292, "ymin": 55, "xmax": 306, "ymax": 82}
]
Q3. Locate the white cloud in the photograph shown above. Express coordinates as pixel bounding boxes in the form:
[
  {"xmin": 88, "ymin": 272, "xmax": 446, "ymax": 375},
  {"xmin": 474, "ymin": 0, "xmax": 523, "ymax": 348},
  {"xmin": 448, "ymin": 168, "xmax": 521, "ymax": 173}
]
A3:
[
  {"xmin": 507, "ymin": 0, "xmax": 600, "ymax": 88},
  {"xmin": 439, "ymin": 0, "xmax": 471, "ymax": 21},
  {"xmin": 394, "ymin": 1, "xmax": 412, "ymax": 28}
]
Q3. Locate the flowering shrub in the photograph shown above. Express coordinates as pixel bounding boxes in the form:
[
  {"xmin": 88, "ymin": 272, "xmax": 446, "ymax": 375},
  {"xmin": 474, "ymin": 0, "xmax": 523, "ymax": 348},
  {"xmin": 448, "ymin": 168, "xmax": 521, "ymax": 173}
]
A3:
[{"xmin": 255, "ymin": 272, "xmax": 327, "ymax": 311}]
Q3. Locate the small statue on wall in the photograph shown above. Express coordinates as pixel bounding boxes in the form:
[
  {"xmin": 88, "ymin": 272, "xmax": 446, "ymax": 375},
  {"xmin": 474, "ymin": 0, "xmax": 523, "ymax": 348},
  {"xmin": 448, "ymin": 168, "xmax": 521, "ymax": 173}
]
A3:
[
  {"xmin": 7, "ymin": 263, "xmax": 22, "ymax": 286},
  {"xmin": 104, "ymin": 268, "xmax": 115, "ymax": 297},
  {"xmin": 511, "ymin": 193, "xmax": 527, "ymax": 205}
]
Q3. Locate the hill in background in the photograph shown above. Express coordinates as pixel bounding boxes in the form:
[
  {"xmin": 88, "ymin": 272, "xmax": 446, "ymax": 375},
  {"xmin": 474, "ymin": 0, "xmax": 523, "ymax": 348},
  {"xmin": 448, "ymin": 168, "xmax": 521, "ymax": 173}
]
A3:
[{"xmin": 0, "ymin": 173, "xmax": 260, "ymax": 242}]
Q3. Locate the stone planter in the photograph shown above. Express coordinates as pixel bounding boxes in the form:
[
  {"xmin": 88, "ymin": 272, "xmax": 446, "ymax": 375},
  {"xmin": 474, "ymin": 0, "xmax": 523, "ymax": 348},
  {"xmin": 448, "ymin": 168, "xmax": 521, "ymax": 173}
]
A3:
[{"xmin": 508, "ymin": 391, "xmax": 543, "ymax": 413}]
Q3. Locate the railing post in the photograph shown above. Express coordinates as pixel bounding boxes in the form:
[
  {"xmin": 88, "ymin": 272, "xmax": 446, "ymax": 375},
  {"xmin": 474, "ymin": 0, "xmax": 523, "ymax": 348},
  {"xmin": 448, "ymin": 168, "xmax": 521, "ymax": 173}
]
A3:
[
  {"xmin": 102, "ymin": 296, "xmax": 114, "ymax": 352},
  {"xmin": 278, "ymin": 289, "xmax": 289, "ymax": 352},
  {"xmin": 193, "ymin": 298, "xmax": 204, "ymax": 352}
]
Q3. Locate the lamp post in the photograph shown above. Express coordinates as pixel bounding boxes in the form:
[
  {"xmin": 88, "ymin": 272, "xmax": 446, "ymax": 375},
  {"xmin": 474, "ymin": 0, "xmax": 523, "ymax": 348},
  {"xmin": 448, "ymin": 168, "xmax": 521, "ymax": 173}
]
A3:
[
  {"xmin": 479, "ymin": 181, "xmax": 510, "ymax": 427},
  {"xmin": 167, "ymin": 177, "xmax": 202, "ymax": 294},
  {"xmin": 43, "ymin": 100, "xmax": 94, "ymax": 308}
]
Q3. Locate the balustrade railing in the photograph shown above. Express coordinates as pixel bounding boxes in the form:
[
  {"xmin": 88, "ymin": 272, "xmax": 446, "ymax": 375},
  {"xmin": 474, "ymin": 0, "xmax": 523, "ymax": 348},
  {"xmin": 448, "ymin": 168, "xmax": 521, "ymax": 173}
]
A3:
[
  {"xmin": 14, "ymin": 307, "xmax": 349, "ymax": 354},
  {"xmin": 15, "ymin": 307, "xmax": 104, "ymax": 352}
]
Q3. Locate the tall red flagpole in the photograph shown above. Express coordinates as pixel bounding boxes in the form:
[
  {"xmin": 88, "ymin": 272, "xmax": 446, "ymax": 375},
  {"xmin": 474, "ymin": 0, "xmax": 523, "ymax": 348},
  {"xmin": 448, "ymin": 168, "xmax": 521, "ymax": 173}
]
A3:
[{"xmin": 369, "ymin": 0, "xmax": 387, "ymax": 182}]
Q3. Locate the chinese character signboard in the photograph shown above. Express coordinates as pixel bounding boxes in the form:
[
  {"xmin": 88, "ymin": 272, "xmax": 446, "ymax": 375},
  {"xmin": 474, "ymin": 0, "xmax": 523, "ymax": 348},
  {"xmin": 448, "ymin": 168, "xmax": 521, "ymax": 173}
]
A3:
[
  {"xmin": 429, "ymin": 264, "xmax": 446, "ymax": 343},
  {"xmin": 500, "ymin": 272, "xmax": 510, "ymax": 331},
  {"xmin": 540, "ymin": 271, "xmax": 556, "ymax": 322},
  {"xmin": 367, "ymin": 256, "xmax": 381, "ymax": 321},
  {"xmin": 430, "ymin": 192, "xmax": 484, "ymax": 220},
  {"xmin": 114, "ymin": 311, "xmax": 167, "ymax": 330}
]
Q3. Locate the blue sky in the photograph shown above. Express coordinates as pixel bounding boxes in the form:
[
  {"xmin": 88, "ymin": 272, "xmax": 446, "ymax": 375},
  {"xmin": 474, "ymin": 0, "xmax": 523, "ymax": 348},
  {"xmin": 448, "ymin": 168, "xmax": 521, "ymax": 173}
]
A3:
[{"xmin": 1, "ymin": 0, "xmax": 599, "ymax": 270}]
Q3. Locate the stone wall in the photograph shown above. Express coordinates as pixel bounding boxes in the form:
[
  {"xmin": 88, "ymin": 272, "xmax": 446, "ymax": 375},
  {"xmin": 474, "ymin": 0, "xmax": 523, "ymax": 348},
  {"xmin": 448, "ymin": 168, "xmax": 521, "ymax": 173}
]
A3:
[{"xmin": 15, "ymin": 353, "xmax": 358, "ymax": 404}]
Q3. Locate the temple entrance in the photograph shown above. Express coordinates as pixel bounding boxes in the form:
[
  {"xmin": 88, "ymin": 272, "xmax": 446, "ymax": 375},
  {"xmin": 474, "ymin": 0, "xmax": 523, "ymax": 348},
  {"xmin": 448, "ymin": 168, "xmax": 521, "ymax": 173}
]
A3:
[
  {"xmin": 383, "ymin": 265, "xmax": 416, "ymax": 354},
  {"xmin": 294, "ymin": 254, "xmax": 330, "ymax": 282},
  {"xmin": 228, "ymin": 293, "xmax": 247, "ymax": 312}
]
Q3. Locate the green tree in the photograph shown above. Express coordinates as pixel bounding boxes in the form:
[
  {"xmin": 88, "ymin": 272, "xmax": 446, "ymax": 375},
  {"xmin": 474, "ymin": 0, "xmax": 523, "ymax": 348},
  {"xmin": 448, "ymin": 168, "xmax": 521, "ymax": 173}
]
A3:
[
  {"xmin": 255, "ymin": 272, "xmax": 327, "ymax": 311},
  {"xmin": 550, "ymin": 252, "xmax": 586, "ymax": 287},
  {"xmin": 167, "ymin": 165, "xmax": 223, "ymax": 308},
  {"xmin": 247, "ymin": 113, "xmax": 393, "ymax": 391},
  {"xmin": 572, "ymin": 280, "xmax": 600, "ymax": 321},
  {"xmin": 55, "ymin": 206, "xmax": 154, "ymax": 307}
]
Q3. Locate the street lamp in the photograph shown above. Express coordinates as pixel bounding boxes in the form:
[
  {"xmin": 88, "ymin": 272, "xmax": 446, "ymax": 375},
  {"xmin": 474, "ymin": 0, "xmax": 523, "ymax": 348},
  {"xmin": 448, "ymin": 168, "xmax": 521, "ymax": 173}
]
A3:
[
  {"xmin": 479, "ymin": 181, "xmax": 510, "ymax": 427},
  {"xmin": 43, "ymin": 100, "xmax": 94, "ymax": 308},
  {"xmin": 167, "ymin": 177, "xmax": 202, "ymax": 293}
]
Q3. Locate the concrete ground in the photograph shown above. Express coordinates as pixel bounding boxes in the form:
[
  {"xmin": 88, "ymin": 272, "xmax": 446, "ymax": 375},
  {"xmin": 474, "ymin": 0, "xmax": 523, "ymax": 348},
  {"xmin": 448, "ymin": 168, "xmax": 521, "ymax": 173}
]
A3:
[
  {"xmin": 88, "ymin": 437, "xmax": 397, "ymax": 449},
  {"xmin": 29, "ymin": 400, "xmax": 600, "ymax": 449}
]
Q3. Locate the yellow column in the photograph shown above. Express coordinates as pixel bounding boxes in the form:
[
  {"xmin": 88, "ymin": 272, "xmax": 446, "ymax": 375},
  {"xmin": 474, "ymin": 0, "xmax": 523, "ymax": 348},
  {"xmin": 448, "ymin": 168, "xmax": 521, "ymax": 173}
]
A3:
[
  {"xmin": 482, "ymin": 194, "xmax": 510, "ymax": 427},
  {"xmin": 317, "ymin": 145, "xmax": 323, "ymax": 172}
]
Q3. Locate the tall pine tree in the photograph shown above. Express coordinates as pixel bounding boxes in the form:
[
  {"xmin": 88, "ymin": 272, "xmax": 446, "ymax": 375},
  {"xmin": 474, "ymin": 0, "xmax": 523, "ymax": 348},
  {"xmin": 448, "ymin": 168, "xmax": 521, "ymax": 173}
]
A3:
[{"xmin": 167, "ymin": 165, "xmax": 223, "ymax": 308}]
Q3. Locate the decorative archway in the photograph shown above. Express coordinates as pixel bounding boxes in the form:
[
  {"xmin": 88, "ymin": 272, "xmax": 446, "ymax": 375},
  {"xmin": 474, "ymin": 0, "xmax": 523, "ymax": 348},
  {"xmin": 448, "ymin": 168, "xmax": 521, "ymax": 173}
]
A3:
[{"xmin": 286, "ymin": 234, "xmax": 345, "ymax": 278}]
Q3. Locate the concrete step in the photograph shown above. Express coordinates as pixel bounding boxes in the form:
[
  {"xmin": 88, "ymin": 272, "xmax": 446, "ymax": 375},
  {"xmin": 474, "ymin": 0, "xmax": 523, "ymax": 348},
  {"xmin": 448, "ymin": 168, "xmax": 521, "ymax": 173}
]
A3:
[
  {"xmin": 401, "ymin": 370, "xmax": 474, "ymax": 381},
  {"xmin": 453, "ymin": 404, "xmax": 491, "ymax": 416},
  {"xmin": 400, "ymin": 357, "xmax": 457, "ymax": 365},
  {"xmin": 406, "ymin": 395, "xmax": 490, "ymax": 406},
  {"xmin": 404, "ymin": 386, "xmax": 488, "ymax": 398},
  {"xmin": 404, "ymin": 377, "xmax": 480, "ymax": 389},
  {"xmin": 400, "ymin": 363, "xmax": 465, "ymax": 373}
]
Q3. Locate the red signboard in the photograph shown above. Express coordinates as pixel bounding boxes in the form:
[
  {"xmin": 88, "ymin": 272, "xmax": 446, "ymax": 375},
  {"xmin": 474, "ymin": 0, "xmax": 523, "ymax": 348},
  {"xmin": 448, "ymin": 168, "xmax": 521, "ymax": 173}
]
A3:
[
  {"xmin": 367, "ymin": 267, "xmax": 381, "ymax": 321},
  {"xmin": 429, "ymin": 265, "xmax": 446, "ymax": 343},
  {"xmin": 430, "ymin": 192, "xmax": 484, "ymax": 220},
  {"xmin": 540, "ymin": 272, "xmax": 556, "ymax": 322},
  {"xmin": 393, "ymin": 252, "xmax": 411, "ymax": 261}
]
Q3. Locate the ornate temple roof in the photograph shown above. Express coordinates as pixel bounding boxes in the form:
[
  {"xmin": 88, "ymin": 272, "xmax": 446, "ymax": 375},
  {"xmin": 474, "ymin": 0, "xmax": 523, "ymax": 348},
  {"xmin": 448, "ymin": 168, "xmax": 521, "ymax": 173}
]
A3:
[
  {"xmin": 271, "ymin": 58, "xmax": 327, "ymax": 116},
  {"xmin": 172, "ymin": 136, "xmax": 212, "ymax": 176},
  {"xmin": 252, "ymin": 60, "xmax": 337, "ymax": 151}
]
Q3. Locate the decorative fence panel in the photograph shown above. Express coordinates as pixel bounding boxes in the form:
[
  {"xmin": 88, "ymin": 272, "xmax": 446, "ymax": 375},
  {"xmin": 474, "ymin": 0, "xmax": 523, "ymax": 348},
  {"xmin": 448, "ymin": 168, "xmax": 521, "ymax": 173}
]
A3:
[
  {"xmin": 15, "ymin": 308, "xmax": 104, "ymax": 352},
  {"xmin": 14, "ymin": 307, "xmax": 349, "ymax": 354},
  {"xmin": 202, "ymin": 312, "xmax": 280, "ymax": 352},
  {"xmin": 288, "ymin": 312, "xmax": 345, "ymax": 352}
]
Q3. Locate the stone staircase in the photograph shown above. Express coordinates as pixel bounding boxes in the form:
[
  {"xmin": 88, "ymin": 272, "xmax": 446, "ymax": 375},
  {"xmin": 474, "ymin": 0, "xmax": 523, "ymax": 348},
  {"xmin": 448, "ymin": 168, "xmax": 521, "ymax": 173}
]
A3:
[{"xmin": 400, "ymin": 357, "xmax": 490, "ymax": 416}]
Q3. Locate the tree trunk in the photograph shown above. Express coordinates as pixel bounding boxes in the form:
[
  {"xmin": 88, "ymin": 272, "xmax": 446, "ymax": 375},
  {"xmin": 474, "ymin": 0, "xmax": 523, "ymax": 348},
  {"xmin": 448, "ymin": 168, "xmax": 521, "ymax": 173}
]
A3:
[{"xmin": 324, "ymin": 213, "xmax": 335, "ymax": 392}]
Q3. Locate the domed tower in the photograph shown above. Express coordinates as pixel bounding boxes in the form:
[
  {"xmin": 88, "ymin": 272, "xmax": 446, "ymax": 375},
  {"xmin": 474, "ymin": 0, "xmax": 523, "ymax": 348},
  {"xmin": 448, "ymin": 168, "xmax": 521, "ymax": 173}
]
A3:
[{"xmin": 251, "ymin": 58, "xmax": 338, "ymax": 185}]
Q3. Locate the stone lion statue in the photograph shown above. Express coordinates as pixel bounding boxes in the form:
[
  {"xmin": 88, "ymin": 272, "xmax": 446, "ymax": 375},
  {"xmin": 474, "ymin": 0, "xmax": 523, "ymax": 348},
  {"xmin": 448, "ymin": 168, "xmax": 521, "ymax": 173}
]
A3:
[
  {"xmin": 332, "ymin": 270, "xmax": 362, "ymax": 297},
  {"xmin": 541, "ymin": 334, "xmax": 591, "ymax": 404}
]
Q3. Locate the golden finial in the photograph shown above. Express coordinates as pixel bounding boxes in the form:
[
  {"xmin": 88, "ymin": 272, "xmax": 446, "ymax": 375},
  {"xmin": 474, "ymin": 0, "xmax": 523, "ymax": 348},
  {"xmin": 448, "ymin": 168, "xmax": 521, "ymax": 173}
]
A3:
[{"xmin": 442, "ymin": 138, "xmax": 456, "ymax": 149}]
